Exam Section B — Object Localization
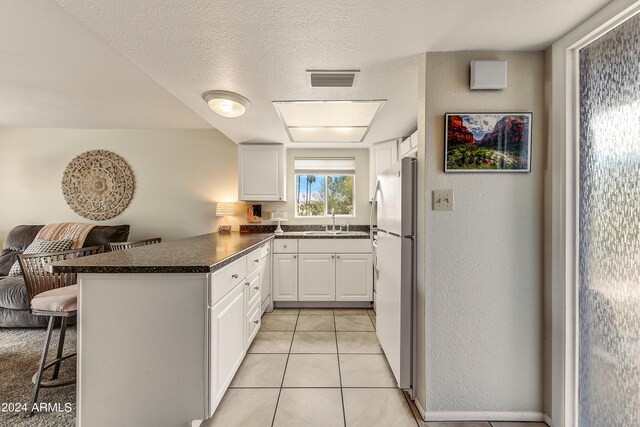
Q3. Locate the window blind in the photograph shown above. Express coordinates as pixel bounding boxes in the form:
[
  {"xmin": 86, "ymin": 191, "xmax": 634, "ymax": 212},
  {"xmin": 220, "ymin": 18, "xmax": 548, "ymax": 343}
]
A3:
[{"xmin": 294, "ymin": 158, "xmax": 355, "ymax": 174}]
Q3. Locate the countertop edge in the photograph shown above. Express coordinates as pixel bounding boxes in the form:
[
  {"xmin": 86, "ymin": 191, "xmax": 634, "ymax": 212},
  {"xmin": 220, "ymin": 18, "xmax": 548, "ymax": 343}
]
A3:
[{"xmin": 47, "ymin": 234, "xmax": 275, "ymax": 274}]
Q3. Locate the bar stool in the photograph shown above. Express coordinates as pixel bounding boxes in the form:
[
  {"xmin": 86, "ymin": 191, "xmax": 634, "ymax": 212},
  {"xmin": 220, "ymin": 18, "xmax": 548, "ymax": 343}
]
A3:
[
  {"xmin": 18, "ymin": 246, "xmax": 103, "ymax": 416},
  {"xmin": 109, "ymin": 237, "xmax": 161, "ymax": 251}
]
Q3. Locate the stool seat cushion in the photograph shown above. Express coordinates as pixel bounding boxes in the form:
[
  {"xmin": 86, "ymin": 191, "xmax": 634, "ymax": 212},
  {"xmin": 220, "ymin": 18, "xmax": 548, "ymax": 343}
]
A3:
[{"xmin": 30, "ymin": 285, "xmax": 77, "ymax": 313}]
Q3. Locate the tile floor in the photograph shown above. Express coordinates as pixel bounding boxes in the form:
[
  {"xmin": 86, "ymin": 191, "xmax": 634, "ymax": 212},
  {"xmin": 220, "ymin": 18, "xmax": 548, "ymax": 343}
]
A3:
[{"xmin": 207, "ymin": 307, "xmax": 549, "ymax": 427}]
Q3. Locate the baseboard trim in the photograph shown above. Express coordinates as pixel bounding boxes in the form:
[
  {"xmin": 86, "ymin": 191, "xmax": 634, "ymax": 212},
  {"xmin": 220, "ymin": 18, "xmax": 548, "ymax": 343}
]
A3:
[
  {"xmin": 424, "ymin": 411, "xmax": 546, "ymax": 422},
  {"xmin": 544, "ymin": 414, "xmax": 554, "ymax": 426},
  {"xmin": 413, "ymin": 397, "xmax": 427, "ymax": 421}
]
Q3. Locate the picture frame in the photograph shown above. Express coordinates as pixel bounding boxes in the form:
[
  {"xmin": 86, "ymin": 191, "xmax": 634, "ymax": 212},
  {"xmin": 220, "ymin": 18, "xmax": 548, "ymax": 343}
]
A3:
[{"xmin": 444, "ymin": 112, "xmax": 532, "ymax": 173}]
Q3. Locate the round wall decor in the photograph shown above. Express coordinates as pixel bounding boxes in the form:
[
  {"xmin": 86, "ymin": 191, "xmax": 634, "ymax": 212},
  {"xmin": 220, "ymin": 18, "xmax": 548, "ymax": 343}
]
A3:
[{"xmin": 62, "ymin": 150, "xmax": 134, "ymax": 220}]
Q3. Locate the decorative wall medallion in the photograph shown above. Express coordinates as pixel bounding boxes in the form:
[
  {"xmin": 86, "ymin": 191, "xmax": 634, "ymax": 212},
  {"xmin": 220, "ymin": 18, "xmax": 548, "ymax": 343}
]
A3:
[{"xmin": 62, "ymin": 150, "xmax": 134, "ymax": 220}]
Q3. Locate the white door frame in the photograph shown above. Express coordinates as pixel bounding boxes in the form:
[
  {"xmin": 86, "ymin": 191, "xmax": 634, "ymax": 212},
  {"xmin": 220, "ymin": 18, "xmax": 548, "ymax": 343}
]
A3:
[{"xmin": 549, "ymin": 1, "xmax": 640, "ymax": 426}]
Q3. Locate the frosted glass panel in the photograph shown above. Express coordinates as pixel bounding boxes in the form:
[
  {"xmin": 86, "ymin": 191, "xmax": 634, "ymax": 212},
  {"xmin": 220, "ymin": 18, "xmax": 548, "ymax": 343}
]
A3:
[{"xmin": 578, "ymin": 13, "xmax": 640, "ymax": 427}]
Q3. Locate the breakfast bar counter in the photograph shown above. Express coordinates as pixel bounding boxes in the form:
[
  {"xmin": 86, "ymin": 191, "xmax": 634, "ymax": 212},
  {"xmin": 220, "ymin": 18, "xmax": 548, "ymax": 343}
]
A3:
[
  {"xmin": 48, "ymin": 231, "xmax": 275, "ymax": 427},
  {"xmin": 49, "ymin": 231, "xmax": 274, "ymax": 274}
]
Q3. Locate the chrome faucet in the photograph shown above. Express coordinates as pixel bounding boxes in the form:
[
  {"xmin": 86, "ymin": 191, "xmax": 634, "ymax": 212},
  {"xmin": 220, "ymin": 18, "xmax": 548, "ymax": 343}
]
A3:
[{"xmin": 331, "ymin": 208, "xmax": 336, "ymax": 232}]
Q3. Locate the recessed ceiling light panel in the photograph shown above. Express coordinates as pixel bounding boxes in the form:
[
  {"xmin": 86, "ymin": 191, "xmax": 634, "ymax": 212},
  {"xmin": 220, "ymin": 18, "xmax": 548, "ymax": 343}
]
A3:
[
  {"xmin": 273, "ymin": 100, "xmax": 385, "ymax": 142},
  {"xmin": 203, "ymin": 90, "xmax": 250, "ymax": 118},
  {"xmin": 289, "ymin": 127, "xmax": 368, "ymax": 142}
]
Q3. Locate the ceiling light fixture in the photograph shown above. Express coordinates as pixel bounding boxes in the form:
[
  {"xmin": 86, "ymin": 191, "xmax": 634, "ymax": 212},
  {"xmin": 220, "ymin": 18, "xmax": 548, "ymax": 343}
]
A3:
[{"xmin": 202, "ymin": 90, "xmax": 250, "ymax": 118}]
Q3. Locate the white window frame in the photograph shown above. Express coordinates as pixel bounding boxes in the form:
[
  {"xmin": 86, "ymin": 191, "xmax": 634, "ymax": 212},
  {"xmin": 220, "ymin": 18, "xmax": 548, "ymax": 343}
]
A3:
[
  {"xmin": 550, "ymin": 2, "xmax": 640, "ymax": 427},
  {"xmin": 294, "ymin": 172, "xmax": 356, "ymax": 218}
]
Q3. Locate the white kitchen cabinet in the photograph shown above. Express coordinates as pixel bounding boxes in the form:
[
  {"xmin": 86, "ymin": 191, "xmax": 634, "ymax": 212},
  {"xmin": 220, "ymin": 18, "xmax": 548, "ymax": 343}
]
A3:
[
  {"xmin": 298, "ymin": 254, "xmax": 336, "ymax": 301},
  {"xmin": 260, "ymin": 249, "xmax": 272, "ymax": 314},
  {"xmin": 400, "ymin": 131, "xmax": 418, "ymax": 158},
  {"xmin": 369, "ymin": 139, "xmax": 399, "ymax": 200},
  {"xmin": 209, "ymin": 281, "xmax": 245, "ymax": 413},
  {"xmin": 238, "ymin": 143, "xmax": 286, "ymax": 201},
  {"xmin": 246, "ymin": 242, "xmax": 272, "ymax": 314},
  {"xmin": 336, "ymin": 253, "xmax": 373, "ymax": 301},
  {"xmin": 273, "ymin": 254, "xmax": 298, "ymax": 301}
]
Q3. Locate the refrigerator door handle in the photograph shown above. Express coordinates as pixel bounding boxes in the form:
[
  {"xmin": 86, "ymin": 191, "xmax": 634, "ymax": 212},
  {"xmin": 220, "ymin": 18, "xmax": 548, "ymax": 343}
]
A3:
[
  {"xmin": 369, "ymin": 180, "xmax": 381, "ymax": 243},
  {"xmin": 372, "ymin": 239, "xmax": 379, "ymax": 279}
]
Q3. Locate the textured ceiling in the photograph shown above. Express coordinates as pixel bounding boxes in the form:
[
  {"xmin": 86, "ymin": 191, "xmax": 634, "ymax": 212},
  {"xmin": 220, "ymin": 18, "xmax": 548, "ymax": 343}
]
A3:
[
  {"xmin": 3, "ymin": 0, "xmax": 611, "ymax": 146},
  {"xmin": 0, "ymin": 1, "xmax": 210, "ymax": 129}
]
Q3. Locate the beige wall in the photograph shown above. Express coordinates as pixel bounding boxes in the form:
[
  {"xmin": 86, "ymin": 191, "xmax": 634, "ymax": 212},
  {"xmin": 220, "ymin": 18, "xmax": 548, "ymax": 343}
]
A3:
[
  {"xmin": 0, "ymin": 128, "xmax": 239, "ymax": 245},
  {"xmin": 261, "ymin": 148, "xmax": 370, "ymax": 227},
  {"xmin": 419, "ymin": 51, "xmax": 546, "ymax": 416}
]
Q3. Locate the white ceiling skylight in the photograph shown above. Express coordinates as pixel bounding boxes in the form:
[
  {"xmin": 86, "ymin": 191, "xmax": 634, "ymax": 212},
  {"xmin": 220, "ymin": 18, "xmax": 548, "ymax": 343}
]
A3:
[{"xmin": 273, "ymin": 100, "xmax": 386, "ymax": 142}]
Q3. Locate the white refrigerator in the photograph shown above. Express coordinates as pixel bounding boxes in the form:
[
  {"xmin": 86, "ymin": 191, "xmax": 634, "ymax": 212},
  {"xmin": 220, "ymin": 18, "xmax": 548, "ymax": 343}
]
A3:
[{"xmin": 370, "ymin": 157, "xmax": 416, "ymax": 391}]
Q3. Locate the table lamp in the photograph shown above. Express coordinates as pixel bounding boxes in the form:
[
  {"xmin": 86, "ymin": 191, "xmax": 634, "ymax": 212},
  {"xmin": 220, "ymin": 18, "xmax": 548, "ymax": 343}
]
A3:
[{"xmin": 216, "ymin": 202, "xmax": 235, "ymax": 232}]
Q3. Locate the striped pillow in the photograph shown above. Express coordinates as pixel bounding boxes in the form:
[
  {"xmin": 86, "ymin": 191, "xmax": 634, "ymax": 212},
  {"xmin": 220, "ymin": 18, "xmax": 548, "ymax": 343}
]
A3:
[{"xmin": 9, "ymin": 239, "xmax": 74, "ymax": 276}]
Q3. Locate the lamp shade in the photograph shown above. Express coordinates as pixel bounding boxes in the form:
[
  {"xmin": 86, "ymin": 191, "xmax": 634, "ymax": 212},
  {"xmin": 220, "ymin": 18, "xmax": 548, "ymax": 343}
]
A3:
[{"xmin": 216, "ymin": 202, "xmax": 235, "ymax": 217}]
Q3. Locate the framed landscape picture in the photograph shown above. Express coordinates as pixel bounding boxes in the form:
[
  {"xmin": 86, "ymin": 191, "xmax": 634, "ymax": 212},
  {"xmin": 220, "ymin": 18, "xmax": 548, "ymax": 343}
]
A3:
[{"xmin": 444, "ymin": 113, "xmax": 532, "ymax": 173}]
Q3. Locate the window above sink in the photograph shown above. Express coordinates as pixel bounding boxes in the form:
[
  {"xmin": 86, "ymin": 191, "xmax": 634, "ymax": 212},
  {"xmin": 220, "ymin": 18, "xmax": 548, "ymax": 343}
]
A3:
[{"xmin": 294, "ymin": 158, "xmax": 355, "ymax": 218}]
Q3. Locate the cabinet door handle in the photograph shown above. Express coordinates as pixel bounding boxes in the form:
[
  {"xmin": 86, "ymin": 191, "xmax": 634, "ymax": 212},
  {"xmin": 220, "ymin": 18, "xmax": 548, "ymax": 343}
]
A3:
[
  {"xmin": 293, "ymin": 255, "xmax": 297, "ymax": 259},
  {"xmin": 283, "ymin": 245, "xmax": 287, "ymax": 248},
  {"xmin": 254, "ymin": 259, "xmax": 259, "ymax": 263},
  {"xmin": 232, "ymin": 274, "xmax": 239, "ymax": 279},
  {"xmin": 337, "ymin": 256, "xmax": 341, "ymax": 259},
  {"xmin": 244, "ymin": 282, "xmax": 250, "ymax": 286},
  {"xmin": 331, "ymin": 255, "xmax": 335, "ymax": 259},
  {"xmin": 254, "ymin": 286, "xmax": 259, "ymax": 291},
  {"xmin": 254, "ymin": 320, "xmax": 260, "ymax": 324}
]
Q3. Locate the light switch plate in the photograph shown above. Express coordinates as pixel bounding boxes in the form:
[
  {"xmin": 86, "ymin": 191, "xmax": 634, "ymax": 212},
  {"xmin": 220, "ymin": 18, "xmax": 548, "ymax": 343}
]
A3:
[{"xmin": 432, "ymin": 190, "xmax": 454, "ymax": 211}]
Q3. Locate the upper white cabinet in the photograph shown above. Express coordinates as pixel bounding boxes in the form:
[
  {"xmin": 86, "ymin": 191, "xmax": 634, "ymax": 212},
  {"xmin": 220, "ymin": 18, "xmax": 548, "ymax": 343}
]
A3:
[
  {"xmin": 238, "ymin": 143, "xmax": 286, "ymax": 201},
  {"xmin": 369, "ymin": 139, "xmax": 399, "ymax": 200},
  {"xmin": 399, "ymin": 130, "xmax": 418, "ymax": 158}
]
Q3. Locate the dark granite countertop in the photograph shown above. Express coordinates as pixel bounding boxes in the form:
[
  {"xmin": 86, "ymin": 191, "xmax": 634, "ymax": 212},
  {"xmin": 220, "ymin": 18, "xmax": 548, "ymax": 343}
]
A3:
[
  {"xmin": 241, "ymin": 224, "xmax": 370, "ymax": 239},
  {"xmin": 274, "ymin": 232, "xmax": 369, "ymax": 239},
  {"xmin": 48, "ymin": 232, "xmax": 274, "ymax": 274}
]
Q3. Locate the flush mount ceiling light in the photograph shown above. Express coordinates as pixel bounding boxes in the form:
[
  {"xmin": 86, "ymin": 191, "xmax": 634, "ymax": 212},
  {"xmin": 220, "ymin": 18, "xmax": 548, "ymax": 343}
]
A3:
[
  {"xmin": 273, "ymin": 100, "xmax": 386, "ymax": 143},
  {"xmin": 202, "ymin": 90, "xmax": 250, "ymax": 118}
]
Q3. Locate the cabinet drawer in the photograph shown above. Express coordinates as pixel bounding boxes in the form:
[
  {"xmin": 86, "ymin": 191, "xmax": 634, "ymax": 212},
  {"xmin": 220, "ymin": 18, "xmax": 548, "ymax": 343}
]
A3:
[
  {"xmin": 245, "ymin": 269, "xmax": 261, "ymax": 308},
  {"xmin": 247, "ymin": 244, "xmax": 269, "ymax": 274},
  {"xmin": 298, "ymin": 239, "xmax": 370, "ymax": 253},
  {"xmin": 273, "ymin": 239, "xmax": 298, "ymax": 253},
  {"xmin": 210, "ymin": 256, "xmax": 247, "ymax": 306},
  {"xmin": 246, "ymin": 302, "xmax": 261, "ymax": 349}
]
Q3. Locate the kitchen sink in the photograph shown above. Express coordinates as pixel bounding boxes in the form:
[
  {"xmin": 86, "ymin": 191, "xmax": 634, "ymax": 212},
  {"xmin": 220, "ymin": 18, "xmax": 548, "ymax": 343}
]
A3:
[
  {"xmin": 302, "ymin": 230, "xmax": 369, "ymax": 236},
  {"xmin": 280, "ymin": 230, "xmax": 369, "ymax": 237}
]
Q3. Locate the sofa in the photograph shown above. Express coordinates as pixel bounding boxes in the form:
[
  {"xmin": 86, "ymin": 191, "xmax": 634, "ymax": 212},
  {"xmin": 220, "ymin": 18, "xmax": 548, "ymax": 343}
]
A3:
[{"xmin": 0, "ymin": 224, "xmax": 130, "ymax": 328}]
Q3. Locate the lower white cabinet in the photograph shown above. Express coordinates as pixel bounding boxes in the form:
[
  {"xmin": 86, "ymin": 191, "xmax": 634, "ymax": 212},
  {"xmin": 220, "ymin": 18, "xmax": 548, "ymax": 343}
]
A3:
[
  {"xmin": 273, "ymin": 238, "xmax": 373, "ymax": 302},
  {"xmin": 298, "ymin": 254, "xmax": 336, "ymax": 301},
  {"xmin": 336, "ymin": 254, "xmax": 373, "ymax": 301},
  {"xmin": 273, "ymin": 254, "xmax": 298, "ymax": 301},
  {"xmin": 209, "ymin": 281, "xmax": 245, "ymax": 413}
]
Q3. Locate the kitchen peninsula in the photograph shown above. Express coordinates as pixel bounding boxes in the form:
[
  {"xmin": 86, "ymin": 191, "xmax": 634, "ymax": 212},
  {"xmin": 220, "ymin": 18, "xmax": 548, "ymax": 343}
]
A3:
[{"xmin": 50, "ymin": 232, "xmax": 275, "ymax": 427}]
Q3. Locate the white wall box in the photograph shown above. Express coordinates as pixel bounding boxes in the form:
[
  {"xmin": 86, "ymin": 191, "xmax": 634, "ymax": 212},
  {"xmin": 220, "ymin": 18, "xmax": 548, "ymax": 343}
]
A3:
[
  {"xmin": 470, "ymin": 60, "xmax": 508, "ymax": 90},
  {"xmin": 369, "ymin": 139, "xmax": 399, "ymax": 200},
  {"xmin": 238, "ymin": 143, "xmax": 286, "ymax": 201}
]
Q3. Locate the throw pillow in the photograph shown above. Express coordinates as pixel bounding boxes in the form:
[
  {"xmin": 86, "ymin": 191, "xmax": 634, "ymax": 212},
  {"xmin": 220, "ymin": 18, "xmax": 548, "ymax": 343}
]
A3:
[{"xmin": 8, "ymin": 239, "xmax": 74, "ymax": 276}]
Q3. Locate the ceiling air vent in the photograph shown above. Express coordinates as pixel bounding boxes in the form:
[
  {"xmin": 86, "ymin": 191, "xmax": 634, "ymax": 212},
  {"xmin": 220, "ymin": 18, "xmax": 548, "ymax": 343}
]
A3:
[{"xmin": 307, "ymin": 70, "xmax": 360, "ymax": 88}]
